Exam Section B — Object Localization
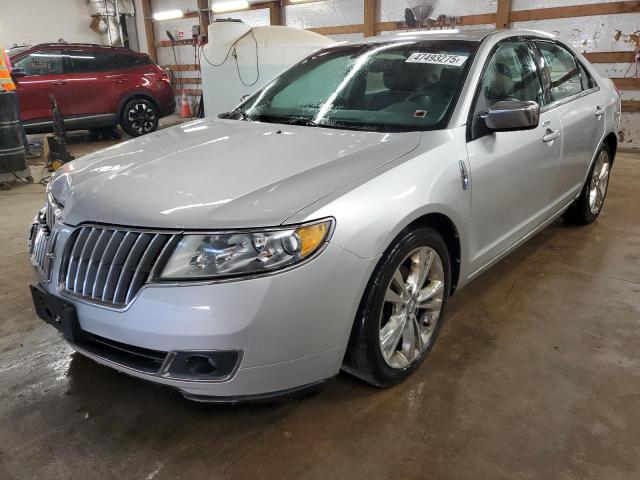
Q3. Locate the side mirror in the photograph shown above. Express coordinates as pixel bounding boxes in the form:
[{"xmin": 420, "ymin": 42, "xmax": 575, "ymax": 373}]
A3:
[
  {"xmin": 483, "ymin": 100, "xmax": 540, "ymax": 132},
  {"xmin": 240, "ymin": 94, "xmax": 249, "ymax": 102},
  {"xmin": 11, "ymin": 67, "xmax": 26, "ymax": 78}
]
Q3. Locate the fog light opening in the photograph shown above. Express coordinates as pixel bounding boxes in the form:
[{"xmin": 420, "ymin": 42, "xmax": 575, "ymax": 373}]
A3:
[{"xmin": 185, "ymin": 354, "xmax": 219, "ymax": 375}]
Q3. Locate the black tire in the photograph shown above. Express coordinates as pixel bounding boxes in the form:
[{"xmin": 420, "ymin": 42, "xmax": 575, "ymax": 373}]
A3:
[
  {"xmin": 343, "ymin": 227, "xmax": 451, "ymax": 387},
  {"xmin": 120, "ymin": 98, "xmax": 159, "ymax": 137},
  {"xmin": 564, "ymin": 144, "xmax": 612, "ymax": 225}
]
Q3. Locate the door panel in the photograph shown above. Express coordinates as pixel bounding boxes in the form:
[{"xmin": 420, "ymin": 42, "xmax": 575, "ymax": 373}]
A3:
[
  {"xmin": 12, "ymin": 49, "xmax": 68, "ymax": 122},
  {"xmin": 467, "ymin": 109, "xmax": 562, "ymax": 271},
  {"xmin": 551, "ymin": 94, "xmax": 604, "ymax": 209},
  {"xmin": 536, "ymin": 41, "xmax": 606, "ymax": 210},
  {"xmin": 64, "ymin": 49, "xmax": 129, "ymax": 117},
  {"xmin": 466, "ymin": 41, "xmax": 561, "ymax": 273}
]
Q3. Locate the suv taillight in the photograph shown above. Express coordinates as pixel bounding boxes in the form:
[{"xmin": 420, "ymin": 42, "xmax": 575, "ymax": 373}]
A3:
[{"xmin": 160, "ymin": 71, "xmax": 172, "ymax": 85}]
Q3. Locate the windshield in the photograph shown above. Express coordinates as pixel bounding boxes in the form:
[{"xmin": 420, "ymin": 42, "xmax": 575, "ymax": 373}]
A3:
[{"xmin": 235, "ymin": 40, "xmax": 477, "ymax": 132}]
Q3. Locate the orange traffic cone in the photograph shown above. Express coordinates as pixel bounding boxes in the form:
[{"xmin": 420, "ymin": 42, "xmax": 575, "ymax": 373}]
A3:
[{"xmin": 180, "ymin": 91, "xmax": 192, "ymax": 118}]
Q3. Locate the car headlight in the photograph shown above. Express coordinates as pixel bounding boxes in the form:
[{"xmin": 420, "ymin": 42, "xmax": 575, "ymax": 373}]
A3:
[{"xmin": 159, "ymin": 219, "xmax": 334, "ymax": 280}]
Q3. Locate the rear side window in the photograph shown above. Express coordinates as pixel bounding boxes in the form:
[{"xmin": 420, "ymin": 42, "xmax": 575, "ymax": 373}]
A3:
[
  {"xmin": 115, "ymin": 54, "xmax": 151, "ymax": 69},
  {"xmin": 536, "ymin": 41, "xmax": 583, "ymax": 102},
  {"xmin": 66, "ymin": 50, "xmax": 117, "ymax": 73},
  {"xmin": 12, "ymin": 50, "xmax": 64, "ymax": 75}
]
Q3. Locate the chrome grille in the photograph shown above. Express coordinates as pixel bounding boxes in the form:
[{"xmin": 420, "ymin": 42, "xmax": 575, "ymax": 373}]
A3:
[
  {"xmin": 60, "ymin": 226, "xmax": 179, "ymax": 307},
  {"xmin": 29, "ymin": 223, "xmax": 58, "ymax": 282}
]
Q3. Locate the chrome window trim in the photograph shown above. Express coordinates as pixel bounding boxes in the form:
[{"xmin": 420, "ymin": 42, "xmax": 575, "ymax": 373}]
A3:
[{"xmin": 540, "ymin": 86, "xmax": 601, "ymax": 113}]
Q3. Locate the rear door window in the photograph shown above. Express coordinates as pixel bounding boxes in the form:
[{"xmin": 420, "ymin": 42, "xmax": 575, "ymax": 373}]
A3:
[
  {"xmin": 66, "ymin": 50, "xmax": 120, "ymax": 73},
  {"xmin": 536, "ymin": 41, "xmax": 583, "ymax": 102},
  {"xmin": 12, "ymin": 50, "xmax": 64, "ymax": 75},
  {"xmin": 115, "ymin": 54, "xmax": 151, "ymax": 69}
]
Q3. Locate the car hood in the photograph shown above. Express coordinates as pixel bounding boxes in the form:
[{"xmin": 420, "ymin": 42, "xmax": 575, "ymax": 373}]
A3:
[{"xmin": 50, "ymin": 119, "xmax": 419, "ymax": 229}]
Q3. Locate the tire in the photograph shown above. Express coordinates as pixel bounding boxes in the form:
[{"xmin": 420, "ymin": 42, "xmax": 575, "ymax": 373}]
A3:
[
  {"xmin": 120, "ymin": 98, "xmax": 159, "ymax": 137},
  {"xmin": 343, "ymin": 227, "xmax": 451, "ymax": 387},
  {"xmin": 564, "ymin": 144, "xmax": 612, "ymax": 225}
]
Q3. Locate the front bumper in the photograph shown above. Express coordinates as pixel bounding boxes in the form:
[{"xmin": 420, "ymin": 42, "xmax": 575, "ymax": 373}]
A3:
[{"xmin": 34, "ymin": 227, "xmax": 376, "ymax": 399}]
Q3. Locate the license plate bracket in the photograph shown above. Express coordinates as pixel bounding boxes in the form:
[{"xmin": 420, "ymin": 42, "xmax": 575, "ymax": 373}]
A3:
[{"xmin": 30, "ymin": 284, "xmax": 86, "ymax": 344}]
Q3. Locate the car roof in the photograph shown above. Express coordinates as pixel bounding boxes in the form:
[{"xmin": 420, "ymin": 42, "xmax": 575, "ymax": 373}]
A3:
[
  {"xmin": 343, "ymin": 28, "xmax": 557, "ymax": 45},
  {"xmin": 27, "ymin": 43, "xmax": 144, "ymax": 54}
]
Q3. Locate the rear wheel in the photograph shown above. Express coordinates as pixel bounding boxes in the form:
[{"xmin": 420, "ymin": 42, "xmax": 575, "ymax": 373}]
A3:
[
  {"xmin": 564, "ymin": 144, "xmax": 612, "ymax": 224},
  {"xmin": 343, "ymin": 227, "xmax": 451, "ymax": 387},
  {"xmin": 120, "ymin": 99, "xmax": 159, "ymax": 137}
]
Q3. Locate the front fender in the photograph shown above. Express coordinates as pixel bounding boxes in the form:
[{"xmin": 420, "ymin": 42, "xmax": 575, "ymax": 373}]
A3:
[{"xmin": 287, "ymin": 127, "xmax": 472, "ymax": 280}]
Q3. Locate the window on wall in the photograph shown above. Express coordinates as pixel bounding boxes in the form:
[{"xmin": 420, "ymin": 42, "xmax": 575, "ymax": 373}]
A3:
[
  {"xmin": 536, "ymin": 41, "xmax": 583, "ymax": 102},
  {"xmin": 12, "ymin": 50, "xmax": 64, "ymax": 75}
]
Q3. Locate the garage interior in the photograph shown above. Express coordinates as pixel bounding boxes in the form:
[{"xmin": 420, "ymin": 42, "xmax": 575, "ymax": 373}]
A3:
[{"xmin": 1, "ymin": 0, "xmax": 640, "ymax": 479}]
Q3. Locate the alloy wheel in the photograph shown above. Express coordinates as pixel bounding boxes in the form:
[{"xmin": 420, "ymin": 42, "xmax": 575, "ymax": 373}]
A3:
[
  {"xmin": 127, "ymin": 102, "xmax": 156, "ymax": 135},
  {"xmin": 379, "ymin": 246, "xmax": 445, "ymax": 369},
  {"xmin": 589, "ymin": 150, "xmax": 611, "ymax": 215}
]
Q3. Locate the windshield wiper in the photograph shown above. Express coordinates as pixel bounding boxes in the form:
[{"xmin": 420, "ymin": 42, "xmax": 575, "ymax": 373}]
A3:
[
  {"xmin": 219, "ymin": 107, "xmax": 253, "ymax": 121},
  {"xmin": 286, "ymin": 117, "xmax": 319, "ymax": 127}
]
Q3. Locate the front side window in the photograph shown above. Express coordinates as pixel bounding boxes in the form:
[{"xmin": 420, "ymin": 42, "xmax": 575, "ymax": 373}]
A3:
[
  {"xmin": 536, "ymin": 41, "xmax": 583, "ymax": 102},
  {"xmin": 471, "ymin": 41, "xmax": 543, "ymax": 138},
  {"xmin": 239, "ymin": 41, "xmax": 477, "ymax": 132},
  {"xmin": 12, "ymin": 50, "xmax": 64, "ymax": 75}
]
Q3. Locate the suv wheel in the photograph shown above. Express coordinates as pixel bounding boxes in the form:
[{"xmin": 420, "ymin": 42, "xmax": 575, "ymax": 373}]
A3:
[
  {"xmin": 121, "ymin": 99, "xmax": 159, "ymax": 137},
  {"xmin": 343, "ymin": 227, "xmax": 451, "ymax": 387}
]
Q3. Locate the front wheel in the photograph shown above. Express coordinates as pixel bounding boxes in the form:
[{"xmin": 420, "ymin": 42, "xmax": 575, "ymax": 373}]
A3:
[
  {"xmin": 343, "ymin": 227, "xmax": 451, "ymax": 387},
  {"xmin": 120, "ymin": 99, "xmax": 159, "ymax": 137},
  {"xmin": 564, "ymin": 144, "xmax": 612, "ymax": 224}
]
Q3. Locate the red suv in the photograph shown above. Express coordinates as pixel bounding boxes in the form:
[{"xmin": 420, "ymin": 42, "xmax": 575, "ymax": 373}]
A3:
[{"xmin": 10, "ymin": 43, "xmax": 175, "ymax": 137}]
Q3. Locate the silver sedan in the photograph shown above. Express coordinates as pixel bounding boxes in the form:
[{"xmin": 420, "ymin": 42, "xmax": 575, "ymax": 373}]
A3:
[{"xmin": 29, "ymin": 29, "xmax": 620, "ymax": 401}]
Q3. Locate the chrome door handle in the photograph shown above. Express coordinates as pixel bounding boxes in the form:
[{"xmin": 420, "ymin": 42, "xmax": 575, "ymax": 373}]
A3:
[
  {"xmin": 53, "ymin": 80, "xmax": 67, "ymax": 86},
  {"xmin": 542, "ymin": 129, "xmax": 560, "ymax": 144},
  {"xmin": 113, "ymin": 79, "xmax": 126, "ymax": 84},
  {"xmin": 595, "ymin": 106, "xmax": 605, "ymax": 117}
]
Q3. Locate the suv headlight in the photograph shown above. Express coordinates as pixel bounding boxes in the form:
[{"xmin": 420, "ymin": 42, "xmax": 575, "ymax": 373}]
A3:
[{"xmin": 159, "ymin": 219, "xmax": 334, "ymax": 280}]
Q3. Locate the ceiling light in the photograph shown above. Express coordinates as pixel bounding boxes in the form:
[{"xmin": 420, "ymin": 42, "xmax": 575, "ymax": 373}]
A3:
[
  {"xmin": 153, "ymin": 9, "xmax": 184, "ymax": 21},
  {"xmin": 212, "ymin": 0, "xmax": 249, "ymax": 13}
]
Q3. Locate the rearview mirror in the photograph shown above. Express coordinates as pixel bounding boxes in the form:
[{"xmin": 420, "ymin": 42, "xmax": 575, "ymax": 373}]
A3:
[
  {"xmin": 483, "ymin": 100, "xmax": 540, "ymax": 132},
  {"xmin": 11, "ymin": 67, "xmax": 26, "ymax": 78}
]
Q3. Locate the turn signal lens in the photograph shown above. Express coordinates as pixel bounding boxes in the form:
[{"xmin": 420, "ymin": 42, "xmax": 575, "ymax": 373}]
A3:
[{"xmin": 296, "ymin": 222, "xmax": 329, "ymax": 258}]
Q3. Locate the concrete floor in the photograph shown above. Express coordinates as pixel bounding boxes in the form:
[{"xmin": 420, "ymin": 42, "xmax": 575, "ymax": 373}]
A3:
[{"xmin": 1, "ymin": 143, "xmax": 639, "ymax": 479}]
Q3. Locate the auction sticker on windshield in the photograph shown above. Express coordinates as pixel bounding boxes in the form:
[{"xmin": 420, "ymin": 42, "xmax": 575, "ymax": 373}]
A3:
[{"xmin": 405, "ymin": 53, "xmax": 468, "ymax": 66}]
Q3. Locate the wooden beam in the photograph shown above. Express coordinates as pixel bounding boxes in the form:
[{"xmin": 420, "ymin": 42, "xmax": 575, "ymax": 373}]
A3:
[
  {"xmin": 614, "ymin": 78, "xmax": 640, "ymax": 90},
  {"xmin": 197, "ymin": 0, "xmax": 211, "ymax": 37},
  {"xmin": 622, "ymin": 100, "xmax": 640, "ymax": 113},
  {"xmin": 510, "ymin": 1, "xmax": 640, "ymax": 22},
  {"xmin": 269, "ymin": 1, "xmax": 282, "ymax": 25},
  {"xmin": 363, "ymin": 0, "xmax": 377, "ymax": 38},
  {"xmin": 583, "ymin": 51, "xmax": 637, "ymax": 63},
  {"xmin": 140, "ymin": 0, "xmax": 157, "ymax": 62},
  {"xmin": 174, "ymin": 77, "xmax": 202, "ymax": 85},
  {"xmin": 282, "ymin": 0, "xmax": 323, "ymax": 5},
  {"xmin": 164, "ymin": 64, "xmax": 200, "ymax": 71},
  {"xmin": 308, "ymin": 24, "xmax": 363, "ymax": 35},
  {"xmin": 177, "ymin": 88, "xmax": 203, "ymax": 96},
  {"xmin": 496, "ymin": 0, "xmax": 511, "ymax": 29}
]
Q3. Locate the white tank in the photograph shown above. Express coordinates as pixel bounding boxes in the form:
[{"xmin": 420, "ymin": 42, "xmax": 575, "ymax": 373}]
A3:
[{"xmin": 200, "ymin": 23, "xmax": 334, "ymax": 118}]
